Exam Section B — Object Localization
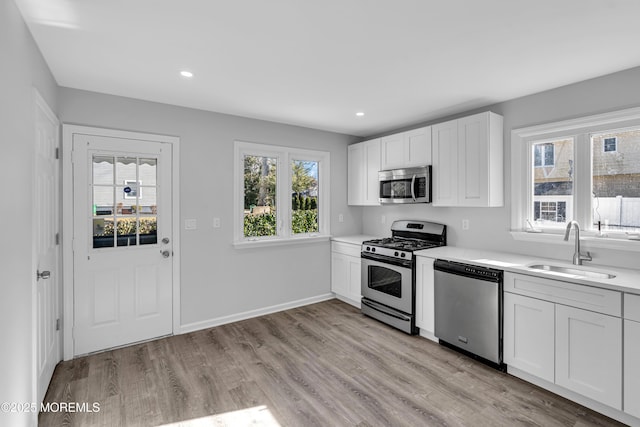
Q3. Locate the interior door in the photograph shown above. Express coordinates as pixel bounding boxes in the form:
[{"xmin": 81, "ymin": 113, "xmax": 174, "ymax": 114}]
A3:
[
  {"xmin": 34, "ymin": 93, "xmax": 61, "ymax": 404},
  {"xmin": 72, "ymin": 134, "xmax": 173, "ymax": 355}
]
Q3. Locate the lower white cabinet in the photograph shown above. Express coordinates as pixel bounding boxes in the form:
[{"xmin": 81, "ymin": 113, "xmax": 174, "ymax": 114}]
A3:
[
  {"xmin": 330, "ymin": 242, "xmax": 361, "ymax": 307},
  {"xmin": 624, "ymin": 293, "xmax": 640, "ymax": 418},
  {"xmin": 503, "ymin": 272, "xmax": 624, "ymax": 413},
  {"xmin": 503, "ymin": 292, "xmax": 554, "ymax": 382},
  {"xmin": 415, "ymin": 256, "xmax": 436, "ymax": 340},
  {"xmin": 555, "ymin": 304, "xmax": 622, "ymax": 409}
]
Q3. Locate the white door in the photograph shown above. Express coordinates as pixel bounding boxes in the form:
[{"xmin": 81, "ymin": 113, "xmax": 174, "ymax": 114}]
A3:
[
  {"xmin": 34, "ymin": 93, "xmax": 61, "ymax": 404},
  {"xmin": 72, "ymin": 134, "xmax": 173, "ymax": 355}
]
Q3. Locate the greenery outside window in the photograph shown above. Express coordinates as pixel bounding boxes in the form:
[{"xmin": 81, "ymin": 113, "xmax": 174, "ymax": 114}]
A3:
[{"xmin": 234, "ymin": 141, "xmax": 330, "ymax": 245}]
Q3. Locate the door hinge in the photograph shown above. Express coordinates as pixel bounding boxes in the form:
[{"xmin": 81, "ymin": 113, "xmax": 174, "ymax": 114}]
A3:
[
  {"xmin": 55, "ymin": 232, "xmax": 60, "ymax": 245},
  {"xmin": 55, "ymin": 147, "xmax": 60, "ymax": 159},
  {"xmin": 55, "ymin": 319, "xmax": 60, "ymax": 331}
]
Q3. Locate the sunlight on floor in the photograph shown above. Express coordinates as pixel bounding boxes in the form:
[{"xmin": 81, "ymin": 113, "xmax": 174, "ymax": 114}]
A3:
[{"xmin": 156, "ymin": 405, "xmax": 281, "ymax": 427}]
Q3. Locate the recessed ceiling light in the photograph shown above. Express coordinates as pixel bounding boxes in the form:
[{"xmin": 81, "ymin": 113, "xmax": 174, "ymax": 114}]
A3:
[
  {"xmin": 356, "ymin": 112, "xmax": 365, "ymax": 117},
  {"xmin": 180, "ymin": 70, "xmax": 194, "ymax": 78}
]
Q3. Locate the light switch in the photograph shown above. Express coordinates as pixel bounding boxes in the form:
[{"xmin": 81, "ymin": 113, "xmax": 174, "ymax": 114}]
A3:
[{"xmin": 185, "ymin": 219, "xmax": 197, "ymax": 230}]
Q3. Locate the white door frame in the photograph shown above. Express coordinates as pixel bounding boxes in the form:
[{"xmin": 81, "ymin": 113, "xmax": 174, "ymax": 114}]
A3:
[{"xmin": 62, "ymin": 125, "xmax": 181, "ymax": 360}]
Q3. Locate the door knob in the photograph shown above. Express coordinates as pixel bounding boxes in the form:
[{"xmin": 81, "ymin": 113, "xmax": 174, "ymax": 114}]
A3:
[
  {"xmin": 37, "ymin": 270, "xmax": 51, "ymax": 280},
  {"xmin": 160, "ymin": 250, "xmax": 171, "ymax": 258},
  {"xmin": 162, "ymin": 237, "xmax": 170, "ymax": 244}
]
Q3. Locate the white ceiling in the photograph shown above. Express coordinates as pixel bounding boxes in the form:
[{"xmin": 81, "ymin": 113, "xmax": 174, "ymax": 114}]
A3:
[{"xmin": 14, "ymin": 0, "xmax": 640, "ymax": 137}]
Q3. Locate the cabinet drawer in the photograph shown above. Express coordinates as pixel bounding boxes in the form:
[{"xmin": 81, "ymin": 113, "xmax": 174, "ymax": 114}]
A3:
[
  {"xmin": 625, "ymin": 293, "xmax": 640, "ymax": 322},
  {"xmin": 504, "ymin": 272, "xmax": 621, "ymax": 317},
  {"xmin": 331, "ymin": 241, "xmax": 361, "ymax": 257}
]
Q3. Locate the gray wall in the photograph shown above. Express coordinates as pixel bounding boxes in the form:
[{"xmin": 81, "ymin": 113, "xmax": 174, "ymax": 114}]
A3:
[
  {"xmin": 361, "ymin": 66, "xmax": 640, "ymax": 270},
  {"xmin": 0, "ymin": 1, "xmax": 59, "ymax": 426},
  {"xmin": 59, "ymin": 89, "xmax": 360, "ymax": 328}
]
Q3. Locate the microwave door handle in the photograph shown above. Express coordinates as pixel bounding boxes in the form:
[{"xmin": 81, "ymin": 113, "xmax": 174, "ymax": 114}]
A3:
[{"xmin": 411, "ymin": 174, "xmax": 416, "ymax": 202}]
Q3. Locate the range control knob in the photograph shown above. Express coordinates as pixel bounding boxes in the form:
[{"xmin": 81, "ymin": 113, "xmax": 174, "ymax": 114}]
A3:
[
  {"xmin": 394, "ymin": 251, "xmax": 399, "ymax": 256},
  {"xmin": 372, "ymin": 248, "xmax": 376, "ymax": 252},
  {"xmin": 366, "ymin": 246, "xmax": 371, "ymax": 251},
  {"xmin": 401, "ymin": 253, "xmax": 406, "ymax": 258}
]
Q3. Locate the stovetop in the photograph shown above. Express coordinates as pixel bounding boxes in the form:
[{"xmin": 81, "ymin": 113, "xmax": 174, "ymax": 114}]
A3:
[
  {"xmin": 363, "ymin": 237, "xmax": 439, "ymax": 251},
  {"xmin": 361, "ymin": 220, "xmax": 446, "ymax": 261}
]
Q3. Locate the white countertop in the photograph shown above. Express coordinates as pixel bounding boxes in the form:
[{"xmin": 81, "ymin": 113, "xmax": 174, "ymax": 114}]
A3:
[
  {"xmin": 331, "ymin": 235, "xmax": 381, "ymax": 246},
  {"xmin": 415, "ymin": 246, "xmax": 640, "ymax": 295}
]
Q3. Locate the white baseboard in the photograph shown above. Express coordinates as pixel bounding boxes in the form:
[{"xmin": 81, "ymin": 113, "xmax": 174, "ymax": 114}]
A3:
[{"xmin": 178, "ymin": 293, "xmax": 335, "ymax": 334}]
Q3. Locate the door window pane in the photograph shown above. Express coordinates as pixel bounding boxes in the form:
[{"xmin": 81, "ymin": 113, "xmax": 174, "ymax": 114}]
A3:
[
  {"xmin": 243, "ymin": 155, "xmax": 277, "ymax": 237},
  {"xmin": 92, "ymin": 154, "xmax": 160, "ymax": 248},
  {"xmin": 532, "ymin": 139, "xmax": 573, "ymax": 226},
  {"xmin": 592, "ymin": 129, "xmax": 640, "ymax": 230},
  {"xmin": 291, "ymin": 160, "xmax": 319, "ymax": 234},
  {"xmin": 93, "ymin": 156, "xmax": 114, "ymax": 185}
]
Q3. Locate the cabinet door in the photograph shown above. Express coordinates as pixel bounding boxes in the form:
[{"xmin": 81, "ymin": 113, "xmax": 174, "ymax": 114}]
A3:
[
  {"xmin": 503, "ymin": 292, "xmax": 555, "ymax": 382},
  {"xmin": 624, "ymin": 319, "xmax": 640, "ymax": 418},
  {"xmin": 347, "ymin": 143, "xmax": 365, "ymax": 205},
  {"xmin": 405, "ymin": 126, "xmax": 431, "ymax": 167},
  {"xmin": 347, "ymin": 256, "xmax": 362, "ymax": 304},
  {"xmin": 380, "ymin": 133, "xmax": 404, "ymax": 170},
  {"xmin": 458, "ymin": 113, "xmax": 489, "ymax": 206},
  {"xmin": 556, "ymin": 304, "xmax": 622, "ymax": 409},
  {"xmin": 331, "ymin": 252, "xmax": 349, "ymax": 297},
  {"xmin": 415, "ymin": 257, "xmax": 436, "ymax": 340},
  {"xmin": 431, "ymin": 119, "xmax": 458, "ymax": 206},
  {"xmin": 364, "ymin": 139, "xmax": 381, "ymax": 205}
]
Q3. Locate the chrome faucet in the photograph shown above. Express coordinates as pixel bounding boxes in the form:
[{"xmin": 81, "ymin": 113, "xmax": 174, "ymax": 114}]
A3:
[{"xmin": 564, "ymin": 221, "xmax": 592, "ymax": 265}]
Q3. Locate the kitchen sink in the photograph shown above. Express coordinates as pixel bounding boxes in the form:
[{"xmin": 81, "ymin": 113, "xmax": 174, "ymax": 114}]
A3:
[{"xmin": 528, "ymin": 264, "xmax": 616, "ymax": 279}]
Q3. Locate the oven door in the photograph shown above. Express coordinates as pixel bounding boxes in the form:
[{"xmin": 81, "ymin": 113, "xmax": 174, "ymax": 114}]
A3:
[{"xmin": 361, "ymin": 256, "xmax": 413, "ymax": 314}]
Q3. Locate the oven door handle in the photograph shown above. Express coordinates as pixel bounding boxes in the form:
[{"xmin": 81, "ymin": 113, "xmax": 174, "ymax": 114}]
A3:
[
  {"xmin": 362, "ymin": 299, "xmax": 411, "ymax": 322},
  {"xmin": 411, "ymin": 174, "xmax": 416, "ymax": 202}
]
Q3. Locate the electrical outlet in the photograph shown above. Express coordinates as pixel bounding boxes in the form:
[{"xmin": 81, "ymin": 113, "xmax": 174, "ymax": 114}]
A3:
[
  {"xmin": 338, "ymin": 214, "xmax": 344, "ymax": 223},
  {"xmin": 213, "ymin": 217, "xmax": 221, "ymax": 228},
  {"xmin": 462, "ymin": 219, "xmax": 469, "ymax": 230},
  {"xmin": 185, "ymin": 219, "xmax": 197, "ymax": 230}
]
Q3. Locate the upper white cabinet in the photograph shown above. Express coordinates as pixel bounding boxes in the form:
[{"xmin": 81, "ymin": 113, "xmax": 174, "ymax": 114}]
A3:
[
  {"xmin": 348, "ymin": 139, "xmax": 380, "ymax": 206},
  {"xmin": 381, "ymin": 126, "xmax": 431, "ymax": 170},
  {"xmin": 432, "ymin": 111, "xmax": 503, "ymax": 207}
]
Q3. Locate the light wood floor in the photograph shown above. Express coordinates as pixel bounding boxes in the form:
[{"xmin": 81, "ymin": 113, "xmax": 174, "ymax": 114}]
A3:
[{"xmin": 41, "ymin": 299, "xmax": 624, "ymax": 426}]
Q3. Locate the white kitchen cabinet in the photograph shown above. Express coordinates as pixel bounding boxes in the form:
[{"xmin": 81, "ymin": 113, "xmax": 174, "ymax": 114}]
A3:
[
  {"xmin": 624, "ymin": 293, "xmax": 640, "ymax": 418},
  {"xmin": 380, "ymin": 126, "xmax": 431, "ymax": 170},
  {"xmin": 432, "ymin": 111, "xmax": 503, "ymax": 207},
  {"xmin": 555, "ymin": 304, "xmax": 622, "ymax": 410},
  {"xmin": 330, "ymin": 242, "xmax": 361, "ymax": 307},
  {"xmin": 503, "ymin": 292, "xmax": 555, "ymax": 383},
  {"xmin": 415, "ymin": 256, "xmax": 437, "ymax": 341},
  {"xmin": 347, "ymin": 139, "xmax": 380, "ymax": 206}
]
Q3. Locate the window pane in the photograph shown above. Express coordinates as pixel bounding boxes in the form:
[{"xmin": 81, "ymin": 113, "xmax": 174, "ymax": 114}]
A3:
[
  {"xmin": 139, "ymin": 216, "xmax": 157, "ymax": 245},
  {"xmin": 93, "ymin": 156, "xmax": 114, "ymax": 185},
  {"xmin": 139, "ymin": 158, "xmax": 157, "ymax": 186},
  {"xmin": 592, "ymin": 129, "xmax": 640, "ymax": 230},
  {"xmin": 243, "ymin": 155, "xmax": 277, "ymax": 237},
  {"xmin": 116, "ymin": 157, "xmax": 137, "ymax": 183},
  {"xmin": 532, "ymin": 139, "xmax": 573, "ymax": 226},
  {"xmin": 116, "ymin": 217, "xmax": 137, "ymax": 247},
  {"xmin": 291, "ymin": 160, "xmax": 319, "ymax": 234},
  {"xmin": 93, "ymin": 217, "xmax": 114, "ymax": 248}
]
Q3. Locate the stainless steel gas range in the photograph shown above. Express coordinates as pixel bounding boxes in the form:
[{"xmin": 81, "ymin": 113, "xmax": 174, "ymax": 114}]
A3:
[{"xmin": 361, "ymin": 220, "xmax": 446, "ymax": 334}]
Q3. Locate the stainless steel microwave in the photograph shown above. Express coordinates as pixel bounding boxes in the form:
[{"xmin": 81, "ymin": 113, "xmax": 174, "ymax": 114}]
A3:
[{"xmin": 379, "ymin": 166, "xmax": 432, "ymax": 204}]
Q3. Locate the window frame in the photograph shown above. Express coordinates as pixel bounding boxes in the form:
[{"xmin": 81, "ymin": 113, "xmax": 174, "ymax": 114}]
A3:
[
  {"xmin": 233, "ymin": 140, "xmax": 330, "ymax": 247},
  {"xmin": 511, "ymin": 106, "xmax": 640, "ymax": 250}
]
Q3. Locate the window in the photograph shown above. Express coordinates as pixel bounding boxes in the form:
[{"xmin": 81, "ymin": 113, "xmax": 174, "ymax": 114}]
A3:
[
  {"xmin": 234, "ymin": 141, "xmax": 330, "ymax": 245},
  {"xmin": 534, "ymin": 143, "xmax": 555, "ymax": 167},
  {"xmin": 603, "ymin": 136, "xmax": 617, "ymax": 152},
  {"xmin": 512, "ymin": 107, "xmax": 640, "ymax": 241}
]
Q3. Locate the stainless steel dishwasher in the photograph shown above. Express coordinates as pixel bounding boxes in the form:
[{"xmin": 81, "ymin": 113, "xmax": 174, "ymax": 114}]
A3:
[{"xmin": 433, "ymin": 259, "xmax": 504, "ymax": 369}]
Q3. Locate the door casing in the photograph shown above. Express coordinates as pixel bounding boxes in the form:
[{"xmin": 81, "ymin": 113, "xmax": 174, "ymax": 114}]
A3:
[{"xmin": 62, "ymin": 125, "xmax": 181, "ymax": 360}]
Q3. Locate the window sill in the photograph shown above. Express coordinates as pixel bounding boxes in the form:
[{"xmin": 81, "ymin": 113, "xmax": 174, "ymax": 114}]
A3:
[
  {"xmin": 233, "ymin": 234, "xmax": 331, "ymax": 249},
  {"xmin": 511, "ymin": 231, "xmax": 640, "ymax": 252}
]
